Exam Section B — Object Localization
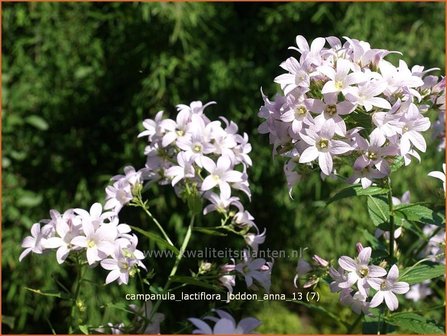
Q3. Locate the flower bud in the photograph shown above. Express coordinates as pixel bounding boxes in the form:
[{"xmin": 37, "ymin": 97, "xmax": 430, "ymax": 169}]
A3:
[
  {"xmin": 356, "ymin": 242, "xmax": 364, "ymax": 253},
  {"xmin": 312, "ymin": 254, "xmax": 329, "ymax": 267}
]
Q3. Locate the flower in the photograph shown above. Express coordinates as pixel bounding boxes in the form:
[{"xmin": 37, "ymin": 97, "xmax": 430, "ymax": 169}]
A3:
[
  {"xmin": 428, "ymin": 163, "xmax": 446, "ymax": 192},
  {"xmin": 201, "ymin": 155, "xmax": 243, "ymax": 198},
  {"xmin": 340, "ymin": 290, "xmax": 370, "ymax": 315},
  {"xmin": 338, "ymin": 247, "xmax": 387, "ymax": 296},
  {"xmin": 43, "ymin": 210, "xmax": 82, "ymax": 264},
  {"xmin": 19, "ymin": 223, "xmax": 53, "ymax": 261},
  {"xmin": 235, "ymin": 250, "xmax": 272, "ymax": 292},
  {"xmin": 188, "ymin": 309, "xmax": 261, "ymax": 334},
  {"xmin": 369, "ymin": 264, "xmax": 410, "ymax": 311},
  {"xmin": 100, "ymin": 235, "xmax": 146, "ymax": 285},
  {"xmin": 405, "ymin": 281, "xmax": 432, "ymax": 302},
  {"xmin": 299, "ymin": 124, "xmax": 352, "ymax": 175}
]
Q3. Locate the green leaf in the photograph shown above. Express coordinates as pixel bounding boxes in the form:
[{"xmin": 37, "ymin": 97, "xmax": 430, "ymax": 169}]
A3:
[
  {"xmin": 362, "ymin": 229, "xmax": 387, "ymax": 253},
  {"xmin": 25, "ymin": 115, "xmax": 49, "ymax": 131},
  {"xmin": 130, "ymin": 226, "xmax": 179, "ymax": 255},
  {"xmin": 79, "ymin": 325, "xmax": 89, "ymax": 335},
  {"xmin": 169, "ymin": 275, "xmax": 222, "ymax": 291},
  {"xmin": 193, "ymin": 227, "xmax": 228, "ymax": 236},
  {"xmin": 386, "ymin": 312, "xmax": 445, "ymax": 334},
  {"xmin": 17, "ymin": 193, "xmax": 43, "ymax": 207},
  {"xmin": 400, "ymin": 263, "xmax": 445, "ymax": 284},
  {"xmin": 25, "ymin": 287, "xmax": 70, "ymax": 300},
  {"xmin": 390, "ymin": 156, "xmax": 405, "ymax": 172},
  {"xmin": 328, "ymin": 185, "xmax": 388, "ymax": 204},
  {"xmin": 367, "ymin": 195, "xmax": 390, "ymax": 226},
  {"xmin": 395, "ymin": 204, "xmax": 445, "ymax": 227},
  {"xmin": 1, "ymin": 315, "xmax": 15, "ymax": 329}
]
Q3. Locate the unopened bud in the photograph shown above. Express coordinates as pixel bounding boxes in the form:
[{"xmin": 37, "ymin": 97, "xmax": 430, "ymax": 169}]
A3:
[
  {"xmin": 312, "ymin": 255, "xmax": 328, "ymax": 267},
  {"xmin": 356, "ymin": 242, "xmax": 364, "ymax": 254}
]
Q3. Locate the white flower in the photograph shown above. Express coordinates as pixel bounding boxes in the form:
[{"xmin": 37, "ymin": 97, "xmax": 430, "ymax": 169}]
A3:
[
  {"xmin": 201, "ymin": 156, "xmax": 243, "ymax": 198},
  {"xmin": 340, "ymin": 290, "xmax": 370, "ymax": 315},
  {"xmin": 428, "ymin": 163, "xmax": 446, "ymax": 192},
  {"xmin": 19, "ymin": 223, "xmax": 53, "ymax": 261},
  {"xmin": 43, "ymin": 210, "xmax": 82, "ymax": 264},
  {"xmin": 405, "ymin": 281, "xmax": 432, "ymax": 302},
  {"xmin": 369, "ymin": 265, "xmax": 409, "ymax": 311},
  {"xmin": 235, "ymin": 250, "xmax": 272, "ymax": 292},
  {"xmin": 165, "ymin": 152, "xmax": 195, "ymax": 186},
  {"xmin": 338, "ymin": 247, "xmax": 387, "ymax": 296},
  {"xmin": 189, "ymin": 310, "xmax": 261, "ymax": 334},
  {"xmin": 71, "ymin": 219, "xmax": 117, "ymax": 265}
]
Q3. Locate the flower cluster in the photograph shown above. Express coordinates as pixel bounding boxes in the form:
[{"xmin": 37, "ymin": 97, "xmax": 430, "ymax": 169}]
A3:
[
  {"xmin": 19, "ymin": 203, "xmax": 146, "ymax": 285},
  {"xmin": 137, "ymin": 101, "xmax": 252, "ymax": 202},
  {"xmin": 259, "ymin": 35, "xmax": 444, "ymax": 191},
  {"xmin": 189, "ymin": 309, "xmax": 261, "ymax": 334},
  {"xmin": 329, "ymin": 245, "xmax": 409, "ymax": 313}
]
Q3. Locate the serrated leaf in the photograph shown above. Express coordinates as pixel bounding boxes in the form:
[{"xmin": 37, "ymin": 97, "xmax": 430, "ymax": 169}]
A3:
[
  {"xmin": 327, "ymin": 185, "xmax": 388, "ymax": 204},
  {"xmin": 130, "ymin": 226, "xmax": 179, "ymax": 255},
  {"xmin": 386, "ymin": 312, "xmax": 445, "ymax": 334},
  {"xmin": 25, "ymin": 115, "xmax": 49, "ymax": 131},
  {"xmin": 400, "ymin": 263, "xmax": 445, "ymax": 284},
  {"xmin": 395, "ymin": 204, "xmax": 445, "ymax": 227},
  {"xmin": 169, "ymin": 275, "xmax": 222, "ymax": 291},
  {"xmin": 367, "ymin": 195, "xmax": 390, "ymax": 226}
]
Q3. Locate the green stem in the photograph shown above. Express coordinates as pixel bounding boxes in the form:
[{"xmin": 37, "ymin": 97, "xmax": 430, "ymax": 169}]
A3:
[
  {"xmin": 149, "ymin": 215, "xmax": 195, "ymax": 323},
  {"xmin": 387, "ymin": 177, "xmax": 395, "ymax": 261},
  {"xmin": 346, "ymin": 313, "xmax": 362, "ymax": 333},
  {"xmin": 68, "ymin": 262, "xmax": 84, "ymax": 334},
  {"xmin": 141, "ymin": 203, "xmax": 175, "ymax": 247}
]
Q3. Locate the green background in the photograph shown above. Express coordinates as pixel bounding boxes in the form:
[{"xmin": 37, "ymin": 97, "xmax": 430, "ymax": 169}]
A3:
[{"xmin": 2, "ymin": 2, "xmax": 445, "ymax": 333}]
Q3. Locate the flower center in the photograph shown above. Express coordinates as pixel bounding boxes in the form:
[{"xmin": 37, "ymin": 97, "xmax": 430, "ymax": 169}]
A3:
[
  {"xmin": 87, "ymin": 240, "xmax": 96, "ymax": 248},
  {"xmin": 295, "ymin": 105, "xmax": 307, "ymax": 117},
  {"xmin": 117, "ymin": 189, "xmax": 129, "ymax": 203},
  {"xmin": 211, "ymin": 174, "xmax": 220, "ymax": 183},
  {"xmin": 176, "ymin": 130, "xmax": 185, "ymax": 136},
  {"xmin": 317, "ymin": 139, "xmax": 329, "ymax": 150},
  {"xmin": 402, "ymin": 126, "xmax": 409, "ymax": 133},
  {"xmin": 119, "ymin": 261, "xmax": 129, "ymax": 270},
  {"xmin": 325, "ymin": 104, "xmax": 337, "ymax": 116},
  {"xmin": 359, "ymin": 266, "xmax": 369, "ymax": 278},
  {"xmin": 193, "ymin": 144, "xmax": 202, "ymax": 153},
  {"xmin": 367, "ymin": 151, "xmax": 378, "ymax": 160},
  {"xmin": 380, "ymin": 281, "xmax": 389, "ymax": 291},
  {"xmin": 335, "ymin": 81, "xmax": 343, "ymax": 90}
]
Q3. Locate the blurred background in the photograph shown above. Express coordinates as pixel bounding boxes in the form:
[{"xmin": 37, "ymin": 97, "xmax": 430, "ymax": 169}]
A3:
[{"xmin": 2, "ymin": 2, "xmax": 445, "ymax": 333}]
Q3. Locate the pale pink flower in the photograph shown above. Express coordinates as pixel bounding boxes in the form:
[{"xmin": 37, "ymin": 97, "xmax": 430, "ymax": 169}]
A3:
[
  {"xmin": 319, "ymin": 58, "xmax": 366, "ymax": 95},
  {"xmin": 165, "ymin": 152, "xmax": 195, "ymax": 186},
  {"xmin": 338, "ymin": 247, "xmax": 387, "ymax": 296},
  {"xmin": 369, "ymin": 265, "xmax": 409, "ymax": 311},
  {"xmin": 299, "ymin": 125, "xmax": 352, "ymax": 175},
  {"xmin": 189, "ymin": 310, "xmax": 261, "ymax": 334},
  {"xmin": 19, "ymin": 223, "xmax": 53, "ymax": 261}
]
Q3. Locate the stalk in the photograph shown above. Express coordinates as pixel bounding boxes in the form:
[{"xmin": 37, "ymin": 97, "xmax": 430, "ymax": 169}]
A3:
[{"xmin": 387, "ymin": 177, "xmax": 395, "ymax": 261}]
